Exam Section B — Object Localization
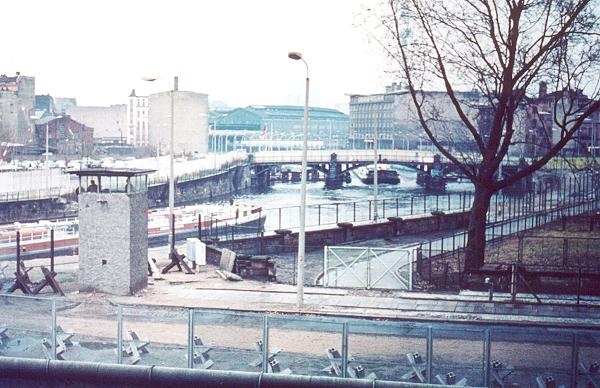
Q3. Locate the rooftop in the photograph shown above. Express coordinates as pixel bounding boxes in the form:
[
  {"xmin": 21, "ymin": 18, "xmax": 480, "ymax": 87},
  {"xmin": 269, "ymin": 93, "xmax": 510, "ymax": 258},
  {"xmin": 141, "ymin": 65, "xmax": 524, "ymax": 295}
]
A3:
[{"xmin": 68, "ymin": 168, "xmax": 156, "ymax": 177}]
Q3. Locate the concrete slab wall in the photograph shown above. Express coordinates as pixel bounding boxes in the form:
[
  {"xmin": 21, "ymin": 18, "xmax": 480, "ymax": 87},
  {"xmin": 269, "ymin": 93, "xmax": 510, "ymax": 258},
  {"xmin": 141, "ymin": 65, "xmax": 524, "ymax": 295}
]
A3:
[
  {"xmin": 205, "ymin": 210, "xmax": 470, "ymax": 264},
  {"xmin": 79, "ymin": 192, "xmax": 147, "ymax": 295}
]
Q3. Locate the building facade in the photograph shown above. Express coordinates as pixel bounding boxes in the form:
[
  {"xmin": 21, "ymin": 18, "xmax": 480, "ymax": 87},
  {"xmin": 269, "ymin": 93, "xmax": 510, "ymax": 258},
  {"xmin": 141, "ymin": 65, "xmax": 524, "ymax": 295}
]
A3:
[
  {"xmin": 0, "ymin": 73, "xmax": 35, "ymax": 144},
  {"xmin": 127, "ymin": 90, "xmax": 149, "ymax": 146},
  {"xmin": 249, "ymin": 105, "xmax": 349, "ymax": 148},
  {"xmin": 54, "ymin": 97, "xmax": 77, "ymax": 115},
  {"xmin": 348, "ymin": 84, "xmax": 481, "ymax": 150},
  {"xmin": 34, "ymin": 115, "xmax": 94, "ymax": 157},
  {"xmin": 67, "ymin": 104, "xmax": 127, "ymax": 141},
  {"xmin": 526, "ymin": 83, "xmax": 600, "ymax": 157},
  {"xmin": 148, "ymin": 90, "xmax": 209, "ymax": 155},
  {"xmin": 209, "ymin": 105, "xmax": 349, "ymax": 152}
]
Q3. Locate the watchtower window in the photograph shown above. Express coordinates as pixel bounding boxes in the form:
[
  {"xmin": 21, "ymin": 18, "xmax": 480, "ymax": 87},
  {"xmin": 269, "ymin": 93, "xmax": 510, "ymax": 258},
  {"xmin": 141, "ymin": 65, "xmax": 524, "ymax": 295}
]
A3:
[{"xmin": 71, "ymin": 168, "xmax": 153, "ymax": 195}]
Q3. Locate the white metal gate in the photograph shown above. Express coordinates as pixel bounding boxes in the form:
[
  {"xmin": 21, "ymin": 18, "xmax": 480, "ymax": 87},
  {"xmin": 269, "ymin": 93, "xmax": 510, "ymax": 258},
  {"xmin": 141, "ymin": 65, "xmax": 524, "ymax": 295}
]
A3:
[{"xmin": 323, "ymin": 246, "xmax": 413, "ymax": 290}]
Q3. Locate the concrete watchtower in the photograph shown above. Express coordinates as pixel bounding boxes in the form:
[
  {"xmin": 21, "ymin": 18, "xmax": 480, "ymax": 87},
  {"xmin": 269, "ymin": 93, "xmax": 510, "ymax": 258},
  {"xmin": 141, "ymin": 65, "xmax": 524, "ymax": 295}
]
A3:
[{"xmin": 70, "ymin": 168, "xmax": 155, "ymax": 295}]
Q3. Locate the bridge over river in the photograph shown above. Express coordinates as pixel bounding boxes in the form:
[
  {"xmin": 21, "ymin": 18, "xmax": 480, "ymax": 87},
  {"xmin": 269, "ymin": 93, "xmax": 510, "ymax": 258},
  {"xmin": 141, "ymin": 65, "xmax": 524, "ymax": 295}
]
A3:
[
  {"xmin": 250, "ymin": 149, "xmax": 452, "ymax": 190},
  {"xmin": 251, "ymin": 149, "xmax": 438, "ymax": 165}
]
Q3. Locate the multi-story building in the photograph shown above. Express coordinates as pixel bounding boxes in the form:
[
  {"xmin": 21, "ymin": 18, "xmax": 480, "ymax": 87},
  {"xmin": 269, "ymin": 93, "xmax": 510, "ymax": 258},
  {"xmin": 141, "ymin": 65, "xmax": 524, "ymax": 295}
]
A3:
[
  {"xmin": 34, "ymin": 115, "xmax": 94, "ymax": 157},
  {"xmin": 209, "ymin": 105, "xmax": 349, "ymax": 152},
  {"xmin": 348, "ymin": 83, "xmax": 481, "ymax": 150},
  {"xmin": 67, "ymin": 104, "xmax": 127, "ymax": 142},
  {"xmin": 54, "ymin": 97, "xmax": 77, "ymax": 115},
  {"xmin": 0, "ymin": 72, "xmax": 35, "ymax": 144},
  {"xmin": 34, "ymin": 94, "xmax": 55, "ymax": 116},
  {"xmin": 526, "ymin": 82, "xmax": 600, "ymax": 157},
  {"xmin": 148, "ymin": 89, "xmax": 209, "ymax": 155},
  {"xmin": 127, "ymin": 90, "xmax": 149, "ymax": 146}
]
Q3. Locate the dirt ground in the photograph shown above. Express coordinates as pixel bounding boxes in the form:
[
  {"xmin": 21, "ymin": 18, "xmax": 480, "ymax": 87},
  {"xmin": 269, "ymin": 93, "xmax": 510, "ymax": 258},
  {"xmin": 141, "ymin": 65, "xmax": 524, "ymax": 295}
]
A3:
[{"xmin": 484, "ymin": 217, "xmax": 600, "ymax": 267}]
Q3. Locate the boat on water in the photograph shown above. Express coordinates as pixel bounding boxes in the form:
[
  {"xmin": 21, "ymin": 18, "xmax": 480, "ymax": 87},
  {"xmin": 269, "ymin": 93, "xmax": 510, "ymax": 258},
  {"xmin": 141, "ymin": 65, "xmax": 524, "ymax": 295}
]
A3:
[
  {"xmin": 416, "ymin": 170, "xmax": 447, "ymax": 191},
  {"xmin": 0, "ymin": 203, "xmax": 265, "ymax": 260},
  {"xmin": 358, "ymin": 164, "xmax": 401, "ymax": 185},
  {"xmin": 416, "ymin": 154, "xmax": 447, "ymax": 191}
]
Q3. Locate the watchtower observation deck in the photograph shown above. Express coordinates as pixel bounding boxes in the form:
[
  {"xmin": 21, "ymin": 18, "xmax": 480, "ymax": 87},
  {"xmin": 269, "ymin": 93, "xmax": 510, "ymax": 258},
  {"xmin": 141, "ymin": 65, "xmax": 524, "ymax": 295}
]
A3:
[{"xmin": 69, "ymin": 168, "xmax": 155, "ymax": 295}]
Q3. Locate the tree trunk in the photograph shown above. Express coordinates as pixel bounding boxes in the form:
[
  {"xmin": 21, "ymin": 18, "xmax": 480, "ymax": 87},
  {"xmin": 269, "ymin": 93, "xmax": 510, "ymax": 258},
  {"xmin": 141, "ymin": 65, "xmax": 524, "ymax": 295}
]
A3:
[{"xmin": 464, "ymin": 184, "xmax": 494, "ymax": 270}]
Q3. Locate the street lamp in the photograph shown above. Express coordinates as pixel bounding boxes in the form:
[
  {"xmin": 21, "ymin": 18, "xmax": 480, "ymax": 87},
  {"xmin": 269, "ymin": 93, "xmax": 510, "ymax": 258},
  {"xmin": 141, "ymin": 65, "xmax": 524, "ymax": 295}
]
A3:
[
  {"xmin": 288, "ymin": 51, "xmax": 309, "ymax": 309},
  {"xmin": 143, "ymin": 76, "xmax": 178, "ymax": 253},
  {"xmin": 373, "ymin": 109, "xmax": 379, "ymax": 221}
]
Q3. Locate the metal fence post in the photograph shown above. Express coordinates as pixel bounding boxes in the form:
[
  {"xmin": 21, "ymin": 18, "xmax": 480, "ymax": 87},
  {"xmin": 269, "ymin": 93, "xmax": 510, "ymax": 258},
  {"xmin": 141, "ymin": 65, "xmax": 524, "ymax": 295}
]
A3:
[
  {"xmin": 187, "ymin": 309, "xmax": 194, "ymax": 369},
  {"xmin": 483, "ymin": 329, "xmax": 491, "ymax": 387},
  {"xmin": 323, "ymin": 246, "xmax": 329, "ymax": 287},
  {"xmin": 262, "ymin": 315, "xmax": 269, "ymax": 373},
  {"xmin": 51, "ymin": 299, "xmax": 57, "ymax": 361},
  {"xmin": 341, "ymin": 322, "xmax": 349, "ymax": 378},
  {"xmin": 318, "ymin": 204, "xmax": 321, "ymax": 225},
  {"xmin": 117, "ymin": 305, "xmax": 123, "ymax": 365},
  {"xmin": 367, "ymin": 249, "xmax": 372, "ymax": 290},
  {"xmin": 426, "ymin": 327, "xmax": 433, "ymax": 384},
  {"xmin": 571, "ymin": 333, "xmax": 579, "ymax": 388},
  {"xmin": 278, "ymin": 208, "xmax": 282, "ymax": 230},
  {"xmin": 510, "ymin": 264, "xmax": 518, "ymax": 303}
]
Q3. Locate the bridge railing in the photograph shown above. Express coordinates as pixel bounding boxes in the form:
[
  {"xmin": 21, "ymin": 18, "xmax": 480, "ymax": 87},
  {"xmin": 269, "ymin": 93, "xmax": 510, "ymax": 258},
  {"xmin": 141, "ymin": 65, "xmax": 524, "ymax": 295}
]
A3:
[{"xmin": 251, "ymin": 149, "xmax": 437, "ymax": 164}]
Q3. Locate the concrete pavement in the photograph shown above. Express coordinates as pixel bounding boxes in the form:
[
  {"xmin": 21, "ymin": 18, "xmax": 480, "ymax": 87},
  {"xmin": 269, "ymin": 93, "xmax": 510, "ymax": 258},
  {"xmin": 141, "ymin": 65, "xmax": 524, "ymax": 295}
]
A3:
[{"xmin": 107, "ymin": 264, "xmax": 600, "ymax": 329}]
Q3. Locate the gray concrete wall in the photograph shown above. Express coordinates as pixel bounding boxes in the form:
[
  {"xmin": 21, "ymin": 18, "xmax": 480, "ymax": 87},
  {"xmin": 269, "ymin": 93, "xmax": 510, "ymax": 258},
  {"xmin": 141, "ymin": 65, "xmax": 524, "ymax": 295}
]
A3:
[
  {"xmin": 149, "ymin": 91, "xmax": 209, "ymax": 155},
  {"xmin": 66, "ymin": 104, "xmax": 127, "ymax": 139},
  {"xmin": 78, "ymin": 192, "xmax": 147, "ymax": 295},
  {"xmin": 128, "ymin": 192, "xmax": 149, "ymax": 293},
  {"xmin": 0, "ymin": 164, "xmax": 249, "ymax": 224},
  {"xmin": 147, "ymin": 164, "xmax": 251, "ymax": 207},
  {"xmin": 0, "ymin": 197, "xmax": 75, "ymax": 224},
  {"xmin": 0, "ymin": 356, "xmax": 423, "ymax": 388},
  {"xmin": 0, "ymin": 76, "xmax": 35, "ymax": 144},
  {"xmin": 206, "ymin": 210, "xmax": 471, "ymax": 264}
]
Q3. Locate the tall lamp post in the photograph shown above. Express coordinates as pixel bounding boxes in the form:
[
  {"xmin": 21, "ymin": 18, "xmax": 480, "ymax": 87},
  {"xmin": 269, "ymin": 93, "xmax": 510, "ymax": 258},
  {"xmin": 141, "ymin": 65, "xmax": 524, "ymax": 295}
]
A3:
[
  {"xmin": 144, "ymin": 76, "xmax": 178, "ymax": 253},
  {"xmin": 373, "ymin": 109, "xmax": 379, "ymax": 221},
  {"xmin": 288, "ymin": 51, "xmax": 309, "ymax": 308}
]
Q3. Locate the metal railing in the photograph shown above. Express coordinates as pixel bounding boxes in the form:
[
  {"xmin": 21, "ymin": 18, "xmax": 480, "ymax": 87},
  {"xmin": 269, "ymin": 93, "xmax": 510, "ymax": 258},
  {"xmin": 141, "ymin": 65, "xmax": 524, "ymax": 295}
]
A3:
[
  {"xmin": 0, "ymin": 187, "xmax": 75, "ymax": 203},
  {"xmin": 258, "ymin": 191, "xmax": 474, "ymax": 234},
  {"xmin": 0, "ymin": 293, "xmax": 597, "ymax": 387},
  {"xmin": 148, "ymin": 158, "xmax": 248, "ymax": 186}
]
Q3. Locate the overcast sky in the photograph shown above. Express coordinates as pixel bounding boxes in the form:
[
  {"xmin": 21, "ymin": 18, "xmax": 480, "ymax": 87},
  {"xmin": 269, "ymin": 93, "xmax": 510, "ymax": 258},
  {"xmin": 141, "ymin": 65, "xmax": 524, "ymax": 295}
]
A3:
[{"xmin": 3, "ymin": 0, "xmax": 390, "ymax": 111}]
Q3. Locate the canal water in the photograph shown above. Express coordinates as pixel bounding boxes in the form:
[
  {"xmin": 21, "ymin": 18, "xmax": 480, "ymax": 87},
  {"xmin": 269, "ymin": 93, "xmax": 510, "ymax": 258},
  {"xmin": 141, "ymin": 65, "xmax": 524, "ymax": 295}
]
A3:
[{"xmin": 224, "ymin": 165, "xmax": 474, "ymax": 234}]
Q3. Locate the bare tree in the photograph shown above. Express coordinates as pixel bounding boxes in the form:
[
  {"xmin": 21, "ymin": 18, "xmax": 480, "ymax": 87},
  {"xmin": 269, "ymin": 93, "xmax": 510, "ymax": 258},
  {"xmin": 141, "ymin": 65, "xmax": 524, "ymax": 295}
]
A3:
[{"xmin": 372, "ymin": 0, "xmax": 600, "ymax": 269}]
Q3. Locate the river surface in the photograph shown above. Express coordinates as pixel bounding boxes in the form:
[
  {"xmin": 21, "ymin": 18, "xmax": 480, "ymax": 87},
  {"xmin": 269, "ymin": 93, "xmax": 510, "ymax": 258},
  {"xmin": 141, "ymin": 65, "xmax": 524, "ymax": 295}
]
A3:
[{"xmin": 223, "ymin": 165, "xmax": 474, "ymax": 233}]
